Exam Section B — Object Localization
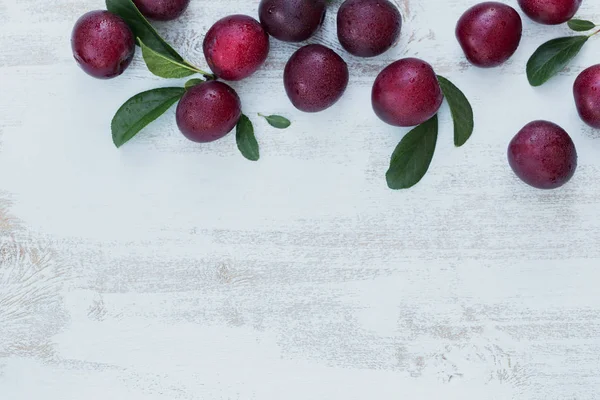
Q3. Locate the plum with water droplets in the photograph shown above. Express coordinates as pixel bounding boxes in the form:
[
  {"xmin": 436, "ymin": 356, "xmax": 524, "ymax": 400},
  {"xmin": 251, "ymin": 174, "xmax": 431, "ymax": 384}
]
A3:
[
  {"xmin": 132, "ymin": 0, "xmax": 191, "ymax": 21},
  {"xmin": 456, "ymin": 2, "xmax": 522, "ymax": 68},
  {"xmin": 337, "ymin": 0, "xmax": 402, "ymax": 58},
  {"xmin": 573, "ymin": 64, "xmax": 600, "ymax": 129},
  {"xmin": 176, "ymin": 81, "xmax": 242, "ymax": 143},
  {"xmin": 517, "ymin": 0, "xmax": 582, "ymax": 25},
  {"xmin": 508, "ymin": 120, "xmax": 577, "ymax": 189},
  {"xmin": 284, "ymin": 44, "xmax": 349, "ymax": 113},
  {"xmin": 71, "ymin": 10, "xmax": 135, "ymax": 79},
  {"xmin": 203, "ymin": 15, "xmax": 270, "ymax": 81},
  {"xmin": 372, "ymin": 58, "xmax": 444, "ymax": 127},
  {"xmin": 259, "ymin": 0, "xmax": 326, "ymax": 42}
]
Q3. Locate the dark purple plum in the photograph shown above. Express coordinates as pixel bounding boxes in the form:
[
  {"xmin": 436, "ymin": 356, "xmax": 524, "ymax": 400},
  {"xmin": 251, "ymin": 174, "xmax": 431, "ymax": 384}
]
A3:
[
  {"xmin": 71, "ymin": 10, "xmax": 135, "ymax": 79},
  {"xmin": 337, "ymin": 0, "xmax": 402, "ymax": 58},
  {"xmin": 284, "ymin": 44, "xmax": 349, "ymax": 113},
  {"xmin": 456, "ymin": 2, "xmax": 522, "ymax": 68},
  {"xmin": 371, "ymin": 58, "xmax": 443, "ymax": 127},
  {"xmin": 517, "ymin": 0, "xmax": 582, "ymax": 25},
  {"xmin": 573, "ymin": 64, "xmax": 600, "ymax": 129},
  {"xmin": 176, "ymin": 81, "xmax": 242, "ymax": 143},
  {"xmin": 508, "ymin": 120, "xmax": 577, "ymax": 189},
  {"xmin": 203, "ymin": 15, "xmax": 270, "ymax": 81},
  {"xmin": 132, "ymin": 0, "xmax": 191, "ymax": 21},
  {"xmin": 259, "ymin": 0, "xmax": 326, "ymax": 42}
]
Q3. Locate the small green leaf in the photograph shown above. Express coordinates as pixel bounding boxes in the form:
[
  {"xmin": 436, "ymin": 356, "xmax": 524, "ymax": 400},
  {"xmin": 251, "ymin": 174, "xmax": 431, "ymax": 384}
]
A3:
[
  {"xmin": 258, "ymin": 113, "xmax": 291, "ymax": 129},
  {"xmin": 386, "ymin": 114, "xmax": 438, "ymax": 190},
  {"xmin": 567, "ymin": 19, "xmax": 596, "ymax": 32},
  {"xmin": 139, "ymin": 38, "xmax": 198, "ymax": 78},
  {"xmin": 106, "ymin": 0, "xmax": 183, "ymax": 61},
  {"xmin": 184, "ymin": 79, "xmax": 205, "ymax": 90},
  {"xmin": 526, "ymin": 36, "xmax": 589, "ymax": 86},
  {"xmin": 437, "ymin": 75, "xmax": 474, "ymax": 147},
  {"xmin": 236, "ymin": 114, "xmax": 260, "ymax": 161},
  {"xmin": 111, "ymin": 87, "xmax": 185, "ymax": 148}
]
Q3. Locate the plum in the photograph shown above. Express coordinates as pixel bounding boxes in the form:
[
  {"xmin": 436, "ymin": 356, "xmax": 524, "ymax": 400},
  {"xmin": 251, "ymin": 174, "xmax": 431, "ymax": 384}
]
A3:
[
  {"xmin": 337, "ymin": 0, "xmax": 402, "ymax": 58},
  {"xmin": 456, "ymin": 2, "xmax": 522, "ymax": 68},
  {"xmin": 508, "ymin": 120, "xmax": 577, "ymax": 189},
  {"xmin": 259, "ymin": 0, "xmax": 326, "ymax": 42},
  {"xmin": 71, "ymin": 10, "xmax": 135, "ymax": 79},
  {"xmin": 284, "ymin": 44, "xmax": 349, "ymax": 113},
  {"xmin": 371, "ymin": 58, "xmax": 443, "ymax": 127},
  {"xmin": 203, "ymin": 15, "xmax": 270, "ymax": 81},
  {"xmin": 176, "ymin": 81, "xmax": 242, "ymax": 143},
  {"xmin": 132, "ymin": 0, "xmax": 191, "ymax": 21},
  {"xmin": 517, "ymin": 0, "xmax": 582, "ymax": 25},
  {"xmin": 573, "ymin": 64, "xmax": 600, "ymax": 129}
]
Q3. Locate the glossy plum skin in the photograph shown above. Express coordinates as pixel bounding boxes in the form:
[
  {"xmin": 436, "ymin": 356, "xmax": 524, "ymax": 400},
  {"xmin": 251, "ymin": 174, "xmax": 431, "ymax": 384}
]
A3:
[
  {"xmin": 71, "ymin": 11, "xmax": 135, "ymax": 79},
  {"xmin": 456, "ymin": 2, "xmax": 522, "ymax": 68},
  {"xmin": 132, "ymin": 0, "xmax": 191, "ymax": 21},
  {"xmin": 371, "ymin": 58, "xmax": 444, "ymax": 127},
  {"xmin": 337, "ymin": 0, "xmax": 402, "ymax": 58},
  {"xmin": 508, "ymin": 121, "xmax": 577, "ymax": 189},
  {"xmin": 259, "ymin": 0, "xmax": 326, "ymax": 42},
  {"xmin": 517, "ymin": 0, "xmax": 582, "ymax": 25},
  {"xmin": 176, "ymin": 81, "xmax": 242, "ymax": 143},
  {"xmin": 284, "ymin": 44, "xmax": 349, "ymax": 113},
  {"xmin": 203, "ymin": 15, "xmax": 270, "ymax": 81},
  {"xmin": 573, "ymin": 64, "xmax": 600, "ymax": 129}
]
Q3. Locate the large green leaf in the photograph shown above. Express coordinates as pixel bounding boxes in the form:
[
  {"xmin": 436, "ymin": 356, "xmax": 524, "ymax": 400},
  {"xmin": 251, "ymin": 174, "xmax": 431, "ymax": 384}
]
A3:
[
  {"xmin": 111, "ymin": 87, "xmax": 185, "ymax": 148},
  {"xmin": 138, "ymin": 39, "xmax": 198, "ymax": 79},
  {"xmin": 526, "ymin": 36, "xmax": 589, "ymax": 86},
  {"xmin": 437, "ymin": 75, "xmax": 474, "ymax": 147},
  {"xmin": 386, "ymin": 115, "xmax": 438, "ymax": 190}
]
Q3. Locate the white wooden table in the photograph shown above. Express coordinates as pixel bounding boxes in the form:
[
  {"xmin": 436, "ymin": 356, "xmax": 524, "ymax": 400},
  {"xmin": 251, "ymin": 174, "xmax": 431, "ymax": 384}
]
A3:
[{"xmin": 1, "ymin": 0, "xmax": 600, "ymax": 398}]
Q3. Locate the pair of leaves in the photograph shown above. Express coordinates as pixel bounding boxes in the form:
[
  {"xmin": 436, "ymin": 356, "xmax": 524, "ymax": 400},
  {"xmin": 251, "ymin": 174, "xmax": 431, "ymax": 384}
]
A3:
[
  {"xmin": 386, "ymin": 76, "xmax": 473, "ymax": 189},
  {"xmin": 526, "ymin": 18, "xmax": 598, "ymax": 86},
  {"xmin": 107, "ymin": 0, "xmax": 213, "ymax": 80},
  {"xmin": 236, "ymin": 114, "xmax": 292, "ymax": 161}
]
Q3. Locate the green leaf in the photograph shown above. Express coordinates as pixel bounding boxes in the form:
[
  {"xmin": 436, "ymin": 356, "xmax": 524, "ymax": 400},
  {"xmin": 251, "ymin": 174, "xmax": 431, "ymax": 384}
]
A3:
[
  {"xmin": 236, "ymin": 114, "xmax": 260, "ymax": 161},
  {"xmin": 138, "ymin": 38, "xmax": 198, "ymax": 78},
  {"xmin": 106, "ymin": 0, "xmax": 183, "ymax": 61},
  {"xmin": 258, "ymin": 113, "xmax": 291, "ymax": 129},
  {"xmin": 184, "ymin": 79, "xmax": 205, "ymax": 90},
  {"xmin": 386, "ymin": 114, "xmax": 438, "ymax": 190},
  {"xmin": 567, "ymin": 19, "xmax": 596, "ymax": 32},
  {"xmin": 111, "ymin": 87, "xmax": 185, "ymax": 148},
  {"xmin": 526, "ymin": 36, "xmax": 589, "ymax": 86},
  {"xmin": 437, "ymin": 75, "xmax": 474, "ymax": 147}
]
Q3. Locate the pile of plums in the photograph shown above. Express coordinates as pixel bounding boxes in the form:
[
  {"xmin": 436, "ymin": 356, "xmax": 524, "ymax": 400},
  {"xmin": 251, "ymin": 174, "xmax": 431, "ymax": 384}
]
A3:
[{"xmin": 71, "ymin": 0, "xmax": 599, "ymax": 190}]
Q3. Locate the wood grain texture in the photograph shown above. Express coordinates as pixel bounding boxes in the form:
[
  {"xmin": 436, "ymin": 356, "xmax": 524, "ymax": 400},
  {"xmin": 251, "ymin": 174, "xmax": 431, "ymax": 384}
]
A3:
[{"xmin": 1, "ymin": 0, "xmax": 600, "ymax": 398}]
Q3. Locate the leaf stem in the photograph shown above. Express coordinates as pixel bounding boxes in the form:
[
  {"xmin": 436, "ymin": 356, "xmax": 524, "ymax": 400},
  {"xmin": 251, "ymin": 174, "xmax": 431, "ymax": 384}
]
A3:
[
  {"xmin": 589, "ymin": 28, "xmax": 600, "ymax": 37},
  {"xmin": 257, "ymin": 113, "xmax": 266, "ymax": 117},
  {"xmin": 184, "ymin": 61, "xmax": 216, "ymax": 80}
]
